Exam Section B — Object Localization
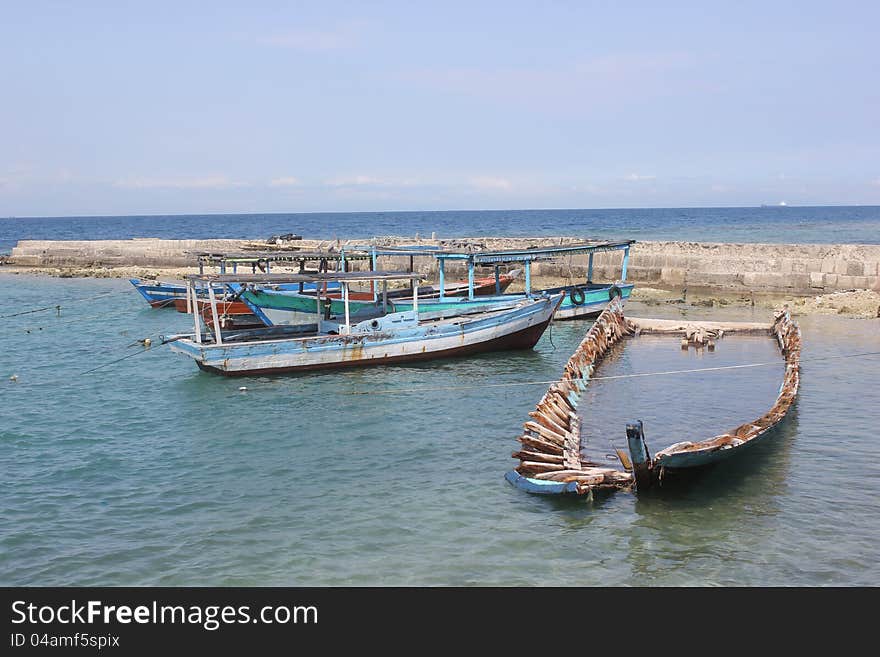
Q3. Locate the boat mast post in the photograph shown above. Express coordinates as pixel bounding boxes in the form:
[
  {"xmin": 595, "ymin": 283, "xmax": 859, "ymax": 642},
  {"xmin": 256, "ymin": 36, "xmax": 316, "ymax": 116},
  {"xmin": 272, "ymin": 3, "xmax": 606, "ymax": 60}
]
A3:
[
  {"xmin": 316, "ymin": 287, "xmax": 322, "ymax": 327},
  {"xmin": 343, "ymin": 281, "xmax": 350, "ymax": 332},
  {"xmin": 412, "ymin": 277, "xmax": 419, "ymax": 314},
  {"xmin": 467, "ymin": 258, "xmax": 475, "ymax": 301},
  {"xmin": 371, "ymin": 247, "xmax": 378, "ymax": 301},
  {"xmin": 438, "ymin": 258, "xmax": 446, "ymax": 301},
  {"xmin": 185, "ymin": 279, "xmax": 192, "ymax": 315},
  {"xmin": 494, "ymin": 264, "xmax": 501, "ymax": 294},
  {"xmin": 382, "ymin": 280, "xmax": 388, "ymax": 313},
  {"xmin": 525, "ymin": 260, "xmax": 532, "ymax": 296},
  {"xmin": 587, "ymin": 252, "xmax": 594, "ymax": 284},
  {"xmin": 621, "ymin": 247, "xmax": 629, "ymax": 282},
  {"xmin": 207, "ymin": 285, "xmax": 223, "ymax": 345},
  {"xmin": 626, "ymin": 420, "xmax": 653, "ymax": 491},
  {"xmin": 193, "ymin": 281, "xmax": 202, "ymax": 344}
]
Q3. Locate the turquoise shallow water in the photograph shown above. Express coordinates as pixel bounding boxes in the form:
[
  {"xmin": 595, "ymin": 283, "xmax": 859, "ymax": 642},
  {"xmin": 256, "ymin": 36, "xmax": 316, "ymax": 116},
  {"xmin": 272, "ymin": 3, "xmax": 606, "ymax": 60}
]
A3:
[{"xmin": 1, "ymin": 273, "xmax": 879, "ymax": 585}]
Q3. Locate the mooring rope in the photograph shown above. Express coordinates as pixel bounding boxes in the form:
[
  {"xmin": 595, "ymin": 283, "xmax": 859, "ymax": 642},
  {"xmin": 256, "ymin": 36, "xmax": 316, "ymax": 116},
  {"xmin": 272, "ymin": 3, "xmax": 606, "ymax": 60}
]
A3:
[
  {"xmin": 19, "ymin": 307, "xmax": 139, "ymax": 334},
  {"xmin": 343, "ymin": 350, "xmax": 880, "ymax": 396},
  {"xmin": 78, "ymin": 341, "xmax": 169, "ymax": 375},
  {"xmin": 0, "ymin": 289, "xmax": 130, "ymax": 319}
]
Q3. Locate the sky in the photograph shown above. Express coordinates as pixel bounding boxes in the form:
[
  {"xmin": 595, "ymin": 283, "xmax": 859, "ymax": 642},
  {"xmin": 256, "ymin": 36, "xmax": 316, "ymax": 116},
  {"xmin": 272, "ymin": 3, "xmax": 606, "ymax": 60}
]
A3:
[{"xmin": 1, "ymin": 0, "xmax": 878, "ymax": 216}]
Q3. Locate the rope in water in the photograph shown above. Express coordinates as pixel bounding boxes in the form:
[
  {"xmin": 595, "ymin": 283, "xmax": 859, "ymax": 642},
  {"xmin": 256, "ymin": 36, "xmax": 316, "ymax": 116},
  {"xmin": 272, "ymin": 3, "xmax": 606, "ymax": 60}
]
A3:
[
  {"xmin": 19, "ymin": 307, "xmax": 140, "ymax": 334},
  {"xmin": 343, "ymin": 350, "xmax": 880, "ymax": 396},
  {"xmin": 0, "ymin": 289, "xmax": 130, "ymax": 319},
  {"xmin": 79, "ymin": 340, "xmax": 169, "ymax": 375}
]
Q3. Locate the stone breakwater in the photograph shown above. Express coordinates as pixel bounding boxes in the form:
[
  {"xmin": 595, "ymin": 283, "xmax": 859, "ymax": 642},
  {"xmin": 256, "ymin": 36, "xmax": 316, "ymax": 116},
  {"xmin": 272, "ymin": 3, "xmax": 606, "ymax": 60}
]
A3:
[{"xmin": 6, "ymin": 237, "xmax": 880, "ymax": 295}]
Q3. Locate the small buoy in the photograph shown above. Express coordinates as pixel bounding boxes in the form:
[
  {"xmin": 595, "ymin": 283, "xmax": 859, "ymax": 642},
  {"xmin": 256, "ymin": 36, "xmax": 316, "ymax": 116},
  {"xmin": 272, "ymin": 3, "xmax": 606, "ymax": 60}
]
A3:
[
  {"xmin": 680, "ymin": 338, "xmax": 689, "ymax": 349},
  {"xmin": 143, "ymin": 338, "xmax": 152, "ymax": 347},
  {"xmin": 239, "ymin": 386, "xmax": 247, "ymax": 392},
  {"xmin": 9, "ymin": 374, "xmax": 18, "ymax": 382}
]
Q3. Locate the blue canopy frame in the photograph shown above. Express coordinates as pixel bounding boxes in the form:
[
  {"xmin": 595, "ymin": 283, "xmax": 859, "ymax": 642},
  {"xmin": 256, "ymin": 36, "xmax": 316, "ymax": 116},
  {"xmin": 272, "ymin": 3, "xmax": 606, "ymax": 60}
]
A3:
[{"xmin": 432, "ymin": 240, "xmax": 635, "ymax": 300}]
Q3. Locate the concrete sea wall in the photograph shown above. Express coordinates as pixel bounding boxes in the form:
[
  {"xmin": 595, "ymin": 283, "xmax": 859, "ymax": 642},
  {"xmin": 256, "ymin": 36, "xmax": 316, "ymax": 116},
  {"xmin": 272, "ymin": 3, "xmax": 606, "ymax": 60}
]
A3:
[
  {"xmin": 7, "ymin": 238, "xmax": 880, "ymax": 294},
  {"xmin": 553, "ymin": 241, "xmax": 880, "ymax": 294}
]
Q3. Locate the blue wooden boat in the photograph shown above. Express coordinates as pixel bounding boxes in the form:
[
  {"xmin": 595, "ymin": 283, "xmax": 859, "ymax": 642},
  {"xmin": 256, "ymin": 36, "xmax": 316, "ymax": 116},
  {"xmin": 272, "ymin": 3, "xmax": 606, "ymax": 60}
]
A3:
[
  {"xmin": 240, "ymin": 240, "xmax": 634, "ymax": 324},
  {"xmin": 169, "ymin": 271, "xmax": 564, "ymax": 375},
  {"xmin": 129, "ymin": 278, "xmax": 328, "ymax": 309},
  {"xmin": 130, "ymin": 278, "xmax": 202, "ymax": 308},
  {"xmin": 432, "ymin": 240, "xmax": 635, "ymax": 320},
  {"xmin": 505, "ymin": 302, "xmax": 801, "ymax": 497},
  {"xmin": 131, "ymin": 250, "xmax": 350, "ymax": 308},
  {"xmin": 239, "ymin": 286, "xmax": 522, "ymax": 327}
]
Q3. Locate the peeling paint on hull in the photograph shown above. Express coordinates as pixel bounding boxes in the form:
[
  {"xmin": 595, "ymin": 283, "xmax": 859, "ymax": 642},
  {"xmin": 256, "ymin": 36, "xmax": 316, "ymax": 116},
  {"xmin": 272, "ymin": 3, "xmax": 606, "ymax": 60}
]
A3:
[{"xmin": 171, "ymin": 296, "xmax": 561, "ymax": 376}]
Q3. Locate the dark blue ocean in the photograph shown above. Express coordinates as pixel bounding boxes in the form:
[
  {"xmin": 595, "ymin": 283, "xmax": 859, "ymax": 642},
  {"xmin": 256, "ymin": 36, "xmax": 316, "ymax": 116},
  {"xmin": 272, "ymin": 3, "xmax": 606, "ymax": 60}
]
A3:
[{"xmin": 2, "ymin": 206, "xmax": 879, "ymax": 253}]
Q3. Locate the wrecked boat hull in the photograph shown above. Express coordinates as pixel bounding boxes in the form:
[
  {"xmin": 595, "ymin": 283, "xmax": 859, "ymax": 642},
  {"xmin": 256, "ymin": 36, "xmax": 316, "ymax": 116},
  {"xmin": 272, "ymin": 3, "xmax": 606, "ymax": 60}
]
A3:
[
  {"xmin": 504, "ymin": 470, "xmax": 579, "ymax": 494},
  {"xmin": 505, "ymin": 299, "xmax": 801, "ymax": 497}
]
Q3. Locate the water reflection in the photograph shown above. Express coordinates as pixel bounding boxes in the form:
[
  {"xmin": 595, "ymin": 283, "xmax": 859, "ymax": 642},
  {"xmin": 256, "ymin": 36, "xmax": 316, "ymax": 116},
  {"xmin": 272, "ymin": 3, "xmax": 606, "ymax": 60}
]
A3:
[{"xmin": 623, "ymin": 408, "xmax": 799, "ymax": 584}]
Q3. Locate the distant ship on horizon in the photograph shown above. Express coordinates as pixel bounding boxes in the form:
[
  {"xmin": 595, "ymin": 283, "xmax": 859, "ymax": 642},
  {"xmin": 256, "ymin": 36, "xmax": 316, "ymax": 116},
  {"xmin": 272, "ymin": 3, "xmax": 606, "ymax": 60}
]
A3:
[{"xmin": 760, "ymin": 201, "xmax": 788, "ymax": 207}]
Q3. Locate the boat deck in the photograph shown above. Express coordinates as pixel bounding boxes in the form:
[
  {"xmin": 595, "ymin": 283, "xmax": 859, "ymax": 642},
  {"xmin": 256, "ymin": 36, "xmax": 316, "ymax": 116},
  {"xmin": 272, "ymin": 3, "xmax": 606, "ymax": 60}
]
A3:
[{"xmin": 206, "ymin": 299, "xmax": 534, "ymax": 346}]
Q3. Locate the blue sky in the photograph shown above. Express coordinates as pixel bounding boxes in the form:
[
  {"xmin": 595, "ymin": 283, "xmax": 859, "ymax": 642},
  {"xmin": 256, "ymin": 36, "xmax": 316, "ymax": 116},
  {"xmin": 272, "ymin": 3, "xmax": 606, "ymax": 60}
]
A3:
[{"xmin": 1, "ymin": 1, "xmax": 878, "ymax": 215}]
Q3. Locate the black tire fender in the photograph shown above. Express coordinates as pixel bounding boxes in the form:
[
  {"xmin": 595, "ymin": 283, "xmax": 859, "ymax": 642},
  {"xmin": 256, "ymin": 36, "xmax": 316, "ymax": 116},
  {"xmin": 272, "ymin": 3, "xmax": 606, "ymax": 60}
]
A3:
[{"xmin": 570, "ymin": 287, "xmax": 586, "ymax": 306}]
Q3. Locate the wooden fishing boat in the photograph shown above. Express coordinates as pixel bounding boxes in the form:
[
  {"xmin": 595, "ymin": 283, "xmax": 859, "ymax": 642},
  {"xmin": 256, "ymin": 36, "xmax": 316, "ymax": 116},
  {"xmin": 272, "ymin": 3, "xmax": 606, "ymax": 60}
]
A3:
[
  {"xmin": 192, "ymin": 298, "xmax": 265, "ymax": 330},
  {"xmin": 130, "ymin": 278, "xmax": 197, "ymax": 308},
  {"xmin": 170, "ymin": 296, "xmax": 248, "ymax": 314},
  {"xmin": 130, "ymin": 250, "xmax": 351, "ymax": 308},
  {"xmin": 130, "ymin": 277, "xmax": 338, "ymax": 309},
  {"xmin": 169, "ymin": 271, "xmax": 563, "ymax": 376},
  {"xmin": 505, "ymin": 299, "xmax": 801, "ymax": 497},
  {"xmin": 238, "ymin": 271, "xmax": 518, "ymax": 326},
  {"xmin": 433, "ymin": 240, "xmax": 635, "ymax": 320}
]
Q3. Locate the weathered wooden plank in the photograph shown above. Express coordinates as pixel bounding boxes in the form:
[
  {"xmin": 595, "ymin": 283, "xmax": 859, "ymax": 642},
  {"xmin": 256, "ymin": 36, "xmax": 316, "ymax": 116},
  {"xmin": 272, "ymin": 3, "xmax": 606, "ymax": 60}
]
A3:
[
  {"xmin": 517, "ymin": 435, "xmax": 564, "ymax": 455},
  {"xmin": 519, "ymin": 461, "xmax": 565, "ymax": 473},
  {"xmin": 511, "ymin": 450, "xmax": 564, "ymax": 464},
  {"xmin": 523, "ymin": 421, "xmax": 566, "ymax": 446}
]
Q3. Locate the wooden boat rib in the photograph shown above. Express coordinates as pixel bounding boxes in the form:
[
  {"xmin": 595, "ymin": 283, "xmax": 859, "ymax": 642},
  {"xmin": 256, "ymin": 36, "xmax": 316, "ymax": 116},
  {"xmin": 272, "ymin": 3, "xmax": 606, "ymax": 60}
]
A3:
[{"xmin": 505, "ymin": 300, "xmax": 801, "ymax": 496}]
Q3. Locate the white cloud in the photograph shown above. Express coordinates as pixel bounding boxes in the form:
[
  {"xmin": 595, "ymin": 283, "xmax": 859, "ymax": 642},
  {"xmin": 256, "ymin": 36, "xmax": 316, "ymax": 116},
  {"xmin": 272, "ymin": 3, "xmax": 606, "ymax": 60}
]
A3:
[
  {"xmin": 624, "ymin": 173, "xmax": 656, "ymax": 182},
  {"xmin": 324, "ymin": 175, "xmax": 384, "ymax": 187},
  {"xmin": 114, "ymin": 176, "xmax": 246, "ymax": 190},
  {"xmin": 469, "ymin": 176, "xmax": 512, "ymax": 191},
  {"xmin": 269, "ymin": 176, "xmax": 301, "ymax": 187},
  {"xmin": 255, "ymin": 21, "xmax": 372, "ymax": 52}
]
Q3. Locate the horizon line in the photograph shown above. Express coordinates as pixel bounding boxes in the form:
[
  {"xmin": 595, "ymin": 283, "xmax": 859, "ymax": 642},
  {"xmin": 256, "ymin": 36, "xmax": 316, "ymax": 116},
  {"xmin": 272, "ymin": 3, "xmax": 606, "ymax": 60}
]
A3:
[{"xmin": 3, "ymin": 203, "xmax": 880, "ymax": 220}]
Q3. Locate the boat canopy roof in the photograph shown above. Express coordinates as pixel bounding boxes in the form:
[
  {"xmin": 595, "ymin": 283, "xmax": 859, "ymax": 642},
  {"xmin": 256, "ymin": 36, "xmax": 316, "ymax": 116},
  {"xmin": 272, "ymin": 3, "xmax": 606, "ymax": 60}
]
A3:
[
  {"xmin": 434, "ymin": 240, "xmax": 635, "ymax": 264},
  {"xmin": 191, "ymin": 250, "xmax": 373, "ymax": 264},
  {"xmin": 185, "ymin": 270, "xmax": 421, "ymax": 284},
  {"xmin": 191, "ymin": 240, "xmax": 635, "ymax": 265},
  {"xmin": 343, "ymin": 245, "xmax": 450, "ymax": 258}
]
